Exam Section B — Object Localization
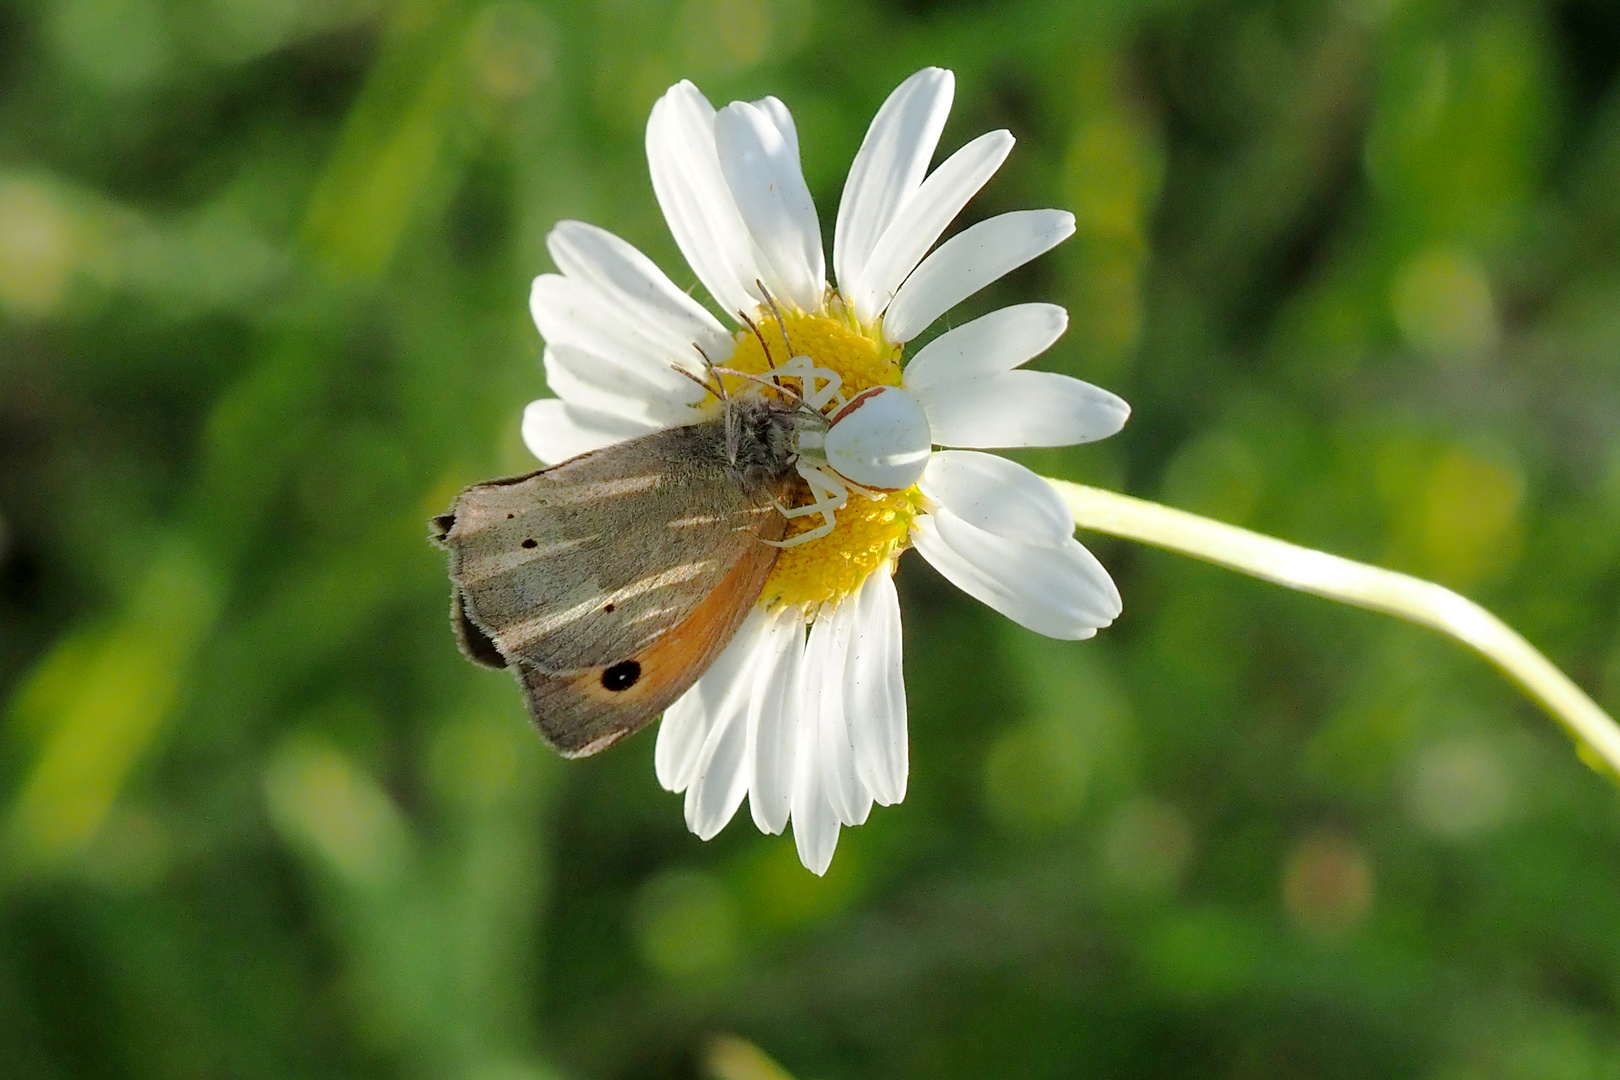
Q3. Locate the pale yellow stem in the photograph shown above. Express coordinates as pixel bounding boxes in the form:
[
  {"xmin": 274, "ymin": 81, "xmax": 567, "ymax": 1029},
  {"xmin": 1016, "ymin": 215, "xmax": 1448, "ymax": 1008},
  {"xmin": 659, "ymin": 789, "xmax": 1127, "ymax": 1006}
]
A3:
[{"xmin": 1048, "ymin": 479, "xmax": 1620, "ymax": 779}]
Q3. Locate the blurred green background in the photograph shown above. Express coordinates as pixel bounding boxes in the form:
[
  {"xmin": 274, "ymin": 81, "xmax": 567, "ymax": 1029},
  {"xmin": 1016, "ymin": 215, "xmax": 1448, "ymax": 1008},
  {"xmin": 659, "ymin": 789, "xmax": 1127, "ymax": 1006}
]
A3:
[{"xmin": 4, "ymin": 0, "xmax": 1620, "ymax": 1076}]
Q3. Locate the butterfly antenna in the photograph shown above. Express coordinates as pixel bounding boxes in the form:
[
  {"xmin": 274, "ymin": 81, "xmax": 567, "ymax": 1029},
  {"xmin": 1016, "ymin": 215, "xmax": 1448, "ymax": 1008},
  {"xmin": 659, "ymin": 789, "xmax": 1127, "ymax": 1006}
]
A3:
[
  {"xmin": 688, "ymin": 344, "xmax": 729, "ymax": 401},
  {"xmin": 674, "ymin": 365, "xmax": 726, "ymax": 403},
  {"xmin": 756, "ymin": 279, "xmax": 796, "ymax": 361},
  {"xmin": 712, "ymin": 365, "xmax": 814, "ymax": 411},
  {"xmin": 724, "ymin": 403, "xmax": 741, "ymax": 464},
  {"xmin": 736, "ymin": 308, "xmax": 778, "ymax": 373}
]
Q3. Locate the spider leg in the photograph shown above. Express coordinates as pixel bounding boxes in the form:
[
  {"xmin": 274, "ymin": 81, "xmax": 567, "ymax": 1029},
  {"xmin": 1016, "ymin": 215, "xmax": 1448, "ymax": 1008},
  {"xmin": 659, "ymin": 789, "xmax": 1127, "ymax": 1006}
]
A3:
[
  {"xmin": 761, "ymin": 461, "xmax": 848, "ymax": 548},
  {"xmin": 769, "ymin": 460, "xmax": 847, "ymax": 517},
  {"xmin": 769, "ymin": 496, "xmax": 826, "ymax": 520},
  {"xmin": 799, "ymin": 459, "xmax": 850, "ymax": 510},
  {"xmin": 800, "ymin": 361, "xmax": 844, "ymax": 411},
  {"xmin": 765, "ymin": 517, "xmax": 836, "ymax": 548},
  {"xmin": 772, "ymin": 354, "xmax": 844, "ymax": 412}
]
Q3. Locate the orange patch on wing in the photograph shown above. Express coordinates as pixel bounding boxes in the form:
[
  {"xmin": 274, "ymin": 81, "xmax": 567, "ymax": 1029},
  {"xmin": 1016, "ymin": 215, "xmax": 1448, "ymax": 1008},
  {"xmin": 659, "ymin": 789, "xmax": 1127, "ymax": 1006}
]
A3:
[{"xmin": 574, "ymin": 544, "xmax": 773, "ymax": 706}]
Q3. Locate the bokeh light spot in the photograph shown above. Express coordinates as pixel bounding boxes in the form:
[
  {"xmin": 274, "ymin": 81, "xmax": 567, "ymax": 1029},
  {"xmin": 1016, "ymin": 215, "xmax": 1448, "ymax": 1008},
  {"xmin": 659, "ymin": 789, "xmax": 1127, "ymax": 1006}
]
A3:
[
  {"xmin": 1405, "ymin": 737, "xmax": 1513, "ymax": 840},
  {"xmin": 983, "ymin": 716, "xmax": 1091, "ymax": 831},
  {"xmin": 632, "ymin": 868, "xmax": 740, "ymax": 978},
  {"xmin": 1417, "ymin": 447, "xmax": 1523, "ymax": 586},
  {"xmin": 49, "ymin": 0, "xmax": 174, "ymax": 90},
  {"xmin": 1282, "ymin": 830, "xmax": 1374, "ymax": 936},
  {"xmin": 1391, "ymin": 247, "xmax": 1498, "ymax": 360},
  {"xmin": 264, "ymin": 737, "xmax": 410, "ymax": 886},
  {"xmin": 678, "ymin": 0, "xmax": 772, "ymax": 72},
  {"xmin": 706, "ymin": 1035, "xmax": 798, "ymax": 1080},
  {"xmin": 0, "ymin": 180, "xmax": 78, "ymax": 317},
  {"xmin": 1101, "ymin": 797, "xmax": 1194, "ymax": 894},
  {"xmin": 469, "ymin": 3, "xmax": 554, "ymax": 104}
]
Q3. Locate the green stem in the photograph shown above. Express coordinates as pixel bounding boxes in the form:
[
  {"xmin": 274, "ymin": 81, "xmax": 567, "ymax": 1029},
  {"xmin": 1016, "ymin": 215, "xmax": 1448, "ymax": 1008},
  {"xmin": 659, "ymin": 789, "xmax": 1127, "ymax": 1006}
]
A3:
[{"xmin": 1048, "ymin": 479, "xmax": 1620, "ymax": 780}]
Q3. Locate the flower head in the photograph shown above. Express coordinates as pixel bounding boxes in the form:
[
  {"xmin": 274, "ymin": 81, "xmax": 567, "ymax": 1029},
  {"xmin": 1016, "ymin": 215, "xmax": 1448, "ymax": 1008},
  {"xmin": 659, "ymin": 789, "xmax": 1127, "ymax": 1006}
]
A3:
[{"xmin": 524, "ymin": 69, "xmax": 1129, "ymax": 873}]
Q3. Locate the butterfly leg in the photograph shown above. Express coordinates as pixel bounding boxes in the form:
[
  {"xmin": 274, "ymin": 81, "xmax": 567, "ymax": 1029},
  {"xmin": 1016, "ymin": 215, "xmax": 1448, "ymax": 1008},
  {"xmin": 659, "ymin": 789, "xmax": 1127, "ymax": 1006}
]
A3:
[{"xmin": 763, "ymin": 460, "xmax": 848, "ymax": 548}]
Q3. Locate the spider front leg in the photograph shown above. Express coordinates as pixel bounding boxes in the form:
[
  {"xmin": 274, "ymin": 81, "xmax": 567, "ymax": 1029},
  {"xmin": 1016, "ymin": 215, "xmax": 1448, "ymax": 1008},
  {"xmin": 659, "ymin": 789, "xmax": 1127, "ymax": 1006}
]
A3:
[
  {"xmin": 763, "ymin": 460, "xmax": 848, "ymax": 548},
  {"xmin": 773, "ymin": 354, "xmax": 846, "ymax": 413}
]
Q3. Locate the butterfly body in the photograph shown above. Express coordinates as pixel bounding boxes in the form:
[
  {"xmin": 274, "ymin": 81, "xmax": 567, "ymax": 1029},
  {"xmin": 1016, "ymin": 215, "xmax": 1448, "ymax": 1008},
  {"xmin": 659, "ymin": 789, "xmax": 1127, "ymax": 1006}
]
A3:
[{"xmin": 433, "ymin": 399, "xmax": 798, "ymax": 756}]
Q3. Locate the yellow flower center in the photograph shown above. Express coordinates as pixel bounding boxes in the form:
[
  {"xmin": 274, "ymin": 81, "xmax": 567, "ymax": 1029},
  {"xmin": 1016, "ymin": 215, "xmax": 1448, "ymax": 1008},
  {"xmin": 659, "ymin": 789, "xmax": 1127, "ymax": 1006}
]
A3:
[{"xmin": 726, "ymin": 299, "xmax": 923, "ymax": 615}]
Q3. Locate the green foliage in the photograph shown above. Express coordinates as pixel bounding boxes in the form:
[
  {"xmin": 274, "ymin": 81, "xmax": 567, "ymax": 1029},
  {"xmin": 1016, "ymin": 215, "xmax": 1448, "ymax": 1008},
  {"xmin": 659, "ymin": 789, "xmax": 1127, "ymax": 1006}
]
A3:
[{"xmin": 4, "ymin": 0, "xmax": 1620, "ymax": 1076}]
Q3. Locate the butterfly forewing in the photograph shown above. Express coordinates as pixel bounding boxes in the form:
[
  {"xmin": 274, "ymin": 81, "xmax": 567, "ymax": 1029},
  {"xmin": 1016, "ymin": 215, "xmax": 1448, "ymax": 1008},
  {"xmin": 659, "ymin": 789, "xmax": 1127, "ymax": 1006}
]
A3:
[{"xmin": 435, "ymin": 416, "xmax": 791, "ymax": 756}]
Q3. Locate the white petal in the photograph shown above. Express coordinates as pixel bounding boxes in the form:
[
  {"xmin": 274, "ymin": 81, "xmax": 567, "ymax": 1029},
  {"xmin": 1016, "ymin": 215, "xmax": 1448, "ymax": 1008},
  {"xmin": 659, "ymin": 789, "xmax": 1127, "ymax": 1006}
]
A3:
[
  {"xmin": 747, "ymin": 612, "xmax": 804, "ymax": 835},
  {"xmin": 681, "ymin": 610, "xmax": 776, "ymax": 837},
  {"xmin": 902, "ymin": 303, "xmax": 1068, "ymax": 390},
  {"xmin": 684, "ymin": 704, "xmax": 750, "ymax": 839},
  {"xmin": 751, "ymin": 95, "xmax": 799, "ymax": 158},
  {"xmin": 911, "ymin": 510, "xmax": 1121, "ymax": 639},
  {"xmin": 714, "ymin": 100, "xmax": 825, "ymax": 312},
  {"xmin": 791, "ymin": 773, "xmax": 841, "ymax": 875},
  {"xmin": 791, "ymin": 691, "xmax": 842, "ymax": 876},
  {"xmin": 521, "ymin": 398, "xmax": 655, "ymax": 465},
  {"xmin": 852, "ymin": 130, "xmax": 1014, "ymax": 324},
  {"xmin": 918, "ymin": 450, "xmax": 1076, "ymax": 547},
  {"xmin": 845, "ymin": 570, "xmax": 907, "ymax": 806},
  {"xmin": 530, "ymin": 274, "xmax": 698, "ymax": 385},
  {"xmin": 912, "ymin": 370, "xmax": 1130, "ymax": 449},
  {"xmin": 646, "ymin": 80, "xmax": 764, "ymax": 319},
  {"xmin": 802, "ymin": 605, "xmax": 870, "ymax": 827},
  {"xmin": 656, "ymin": 690, "xmax": 709, "ymax": 793},
  {"xmin": 834, "ymin": 68, "xmax": 954, "ymax": 304},
  {"xmin": 683, "ymin": 685, "xmax": 754, "ymax": 839},
  {"xmin": 656, "ymin": 612, "xmax": 767, "ymax": 792},
  {"xmin": 545, "ymin": 220, "xmax": 734, "ymax": 360},
  {"xmin": 543, "ymin": 346, "xmax": 704, "ymax": 428},
  {"xmin": 883, "ymin": 209, "xmax": 1076, "ymax": 344}
]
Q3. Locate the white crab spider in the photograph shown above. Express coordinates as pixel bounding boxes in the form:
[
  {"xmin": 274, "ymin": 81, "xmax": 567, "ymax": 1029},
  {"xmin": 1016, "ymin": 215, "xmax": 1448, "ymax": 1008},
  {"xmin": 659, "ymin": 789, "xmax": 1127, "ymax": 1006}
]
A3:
[
  {"xmin": 766, "ymin": 370, "xmax": 934, "ymax": 549},
  {"xmin": 690, "ymin": 295, "xmax": 935, "ymax": 550},
  {"xmin": 755, "ymin": 350, "xmax": 853, "ymax": 549}
]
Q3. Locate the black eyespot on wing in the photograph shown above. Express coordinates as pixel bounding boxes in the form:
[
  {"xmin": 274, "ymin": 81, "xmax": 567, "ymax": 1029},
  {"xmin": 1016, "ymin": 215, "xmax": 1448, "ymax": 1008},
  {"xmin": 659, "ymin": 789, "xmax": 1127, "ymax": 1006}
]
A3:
[
  {"xmin": 603, "ymin": 602, "xmax": 615, "ymax": 613},
  {"xmin": 601, "ymin": 660, "xmax": 641, "ymax": 692},
  {"xmin": 430, "ymin": 513, "xmax": 456, "ymax": 543},
  {"xmin": 521, "ymin": 538, "xmax": 537, "ymax": 549}
]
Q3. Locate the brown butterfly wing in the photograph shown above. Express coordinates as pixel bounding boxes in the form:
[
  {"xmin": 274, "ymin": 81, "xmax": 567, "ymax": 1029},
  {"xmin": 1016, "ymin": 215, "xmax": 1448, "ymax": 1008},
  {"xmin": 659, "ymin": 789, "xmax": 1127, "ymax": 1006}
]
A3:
[
  {"xmin": 512, "ymin": 544, "xmax": 781, "ymax": 755},
  {"xmin": 435, "ymin": 419, "xmax": 788, "ymax": 756}
]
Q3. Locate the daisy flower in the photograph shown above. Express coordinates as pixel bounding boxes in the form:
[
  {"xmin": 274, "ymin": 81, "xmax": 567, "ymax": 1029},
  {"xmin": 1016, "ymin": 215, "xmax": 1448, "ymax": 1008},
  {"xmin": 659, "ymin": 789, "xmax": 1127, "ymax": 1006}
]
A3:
[{"xmin": 523, "ymin": 68, "xmax": 1129, "ymax": 873}]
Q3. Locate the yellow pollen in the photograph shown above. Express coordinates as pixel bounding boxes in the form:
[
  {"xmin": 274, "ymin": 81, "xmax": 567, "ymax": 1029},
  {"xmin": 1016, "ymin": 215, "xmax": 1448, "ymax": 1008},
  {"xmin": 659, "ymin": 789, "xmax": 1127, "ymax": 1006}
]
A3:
[
  {"xmin": 728, "ymin": 300, "xmax": 920, "ymax": 615},
  {"xmin": 725, "ymin": 302, "xmax": 899, "ymax": 392},
  {"xmin": 761, "ymin": 486, "xmax": 923, "ymax": 614}
]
